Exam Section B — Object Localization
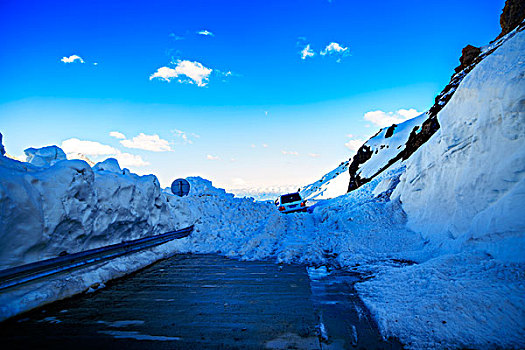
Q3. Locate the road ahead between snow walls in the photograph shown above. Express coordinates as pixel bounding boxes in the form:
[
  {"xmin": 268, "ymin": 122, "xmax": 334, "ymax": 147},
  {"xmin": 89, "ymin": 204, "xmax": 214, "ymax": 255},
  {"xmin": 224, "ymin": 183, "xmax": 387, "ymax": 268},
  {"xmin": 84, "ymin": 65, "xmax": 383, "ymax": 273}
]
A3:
[{"xmin": 1, "ymin": 254, "xmax": 401, "ymax": 350}]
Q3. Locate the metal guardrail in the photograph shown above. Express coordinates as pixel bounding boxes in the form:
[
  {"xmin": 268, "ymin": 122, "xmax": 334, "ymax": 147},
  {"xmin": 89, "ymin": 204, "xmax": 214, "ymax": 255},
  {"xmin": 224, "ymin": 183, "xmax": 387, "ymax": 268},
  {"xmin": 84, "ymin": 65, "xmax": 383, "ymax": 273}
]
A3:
[{"xmin": 0, "ymin": 225, "xmax": 193, "ymax": 291}]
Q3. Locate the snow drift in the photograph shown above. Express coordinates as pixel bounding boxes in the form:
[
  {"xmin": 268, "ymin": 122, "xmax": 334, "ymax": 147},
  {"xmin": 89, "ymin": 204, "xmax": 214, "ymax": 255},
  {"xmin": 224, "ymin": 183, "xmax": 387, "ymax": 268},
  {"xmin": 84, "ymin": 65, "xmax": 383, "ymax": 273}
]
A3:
[
  {"xmin": 355, "ymin": 26, "xmax": 525, "ymax": 349},
  {"xmin": 0, "ymin": 148, "xmax": 196, "ymax": 320},
  {"xmin": 395, "ymin": 26, "xmax": 525, "ymax": 263},
  {"xmin": 0, "ymin": 154, "xmax": 193, "ymax": 270}
]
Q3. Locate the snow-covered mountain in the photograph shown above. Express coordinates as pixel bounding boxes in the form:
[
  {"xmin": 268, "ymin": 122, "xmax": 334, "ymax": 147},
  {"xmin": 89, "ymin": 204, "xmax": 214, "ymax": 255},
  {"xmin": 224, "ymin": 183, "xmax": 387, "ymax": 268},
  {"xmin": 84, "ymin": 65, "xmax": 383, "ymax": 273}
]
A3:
[
  {"xmin": 347, "ymin": 29, "xmax": 524, "ymax": 194},
  {"xmin": 299, "ymin": 111, "xmax": 428, "ymax": 201},
  {"xmin": 66, "ymin": 152, "xmax": 96, "ymax": 166},
  {"xmin": 303, "ymin": 10, "xmax": 525, "ymax": 202}
]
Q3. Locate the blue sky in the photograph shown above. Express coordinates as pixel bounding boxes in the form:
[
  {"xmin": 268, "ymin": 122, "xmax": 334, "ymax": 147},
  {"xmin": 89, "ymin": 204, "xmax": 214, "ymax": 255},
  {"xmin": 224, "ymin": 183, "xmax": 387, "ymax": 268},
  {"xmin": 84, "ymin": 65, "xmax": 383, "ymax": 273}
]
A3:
[{"xmin": 0, "ymin": 0, "xmax": 504, "ymax": 193}]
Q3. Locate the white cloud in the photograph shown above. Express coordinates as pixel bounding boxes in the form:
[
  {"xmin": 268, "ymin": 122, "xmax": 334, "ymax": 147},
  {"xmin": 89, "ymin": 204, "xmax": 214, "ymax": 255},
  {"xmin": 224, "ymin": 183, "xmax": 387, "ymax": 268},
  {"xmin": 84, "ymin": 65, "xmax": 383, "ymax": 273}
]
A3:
[
  {"xmin": 113, "ymin": 152, "xmax": 149, "ymax": 167},
  {"xmin": 61, "ymin": 55, "xmax": 84, "ymax": 64},
  {"xmin": 344, "ymin": 138, "xmax": 365, "ymax": 152},
  {"xmin": 120, "ymin": 133, "xmax": 172, "ymax": 152},
  {"xmin": 109, "ymin": 131, "xmax": 126, "ymax": 140},
  {"xmin": 262, "ymin": 144, "xmax": 269, "ymax": 148},
  {"xmin": 250, "ymin": 144, "xmax": 256, "ymax": 148},
  {"xmin": 364, "ymin": 108, "xmax": 421, "ymax": 128},
  {"xmin": 320, "ymin": 42, "xmax": 348, "ymax": 55},
  {"xmin": 231, "ymin": 177, "xmax": 247, "ymax": 187},
  {"xmin": 300, "ymin": 44, "xmax": 315, "ymax": 60},
  {"xmin": 281, "ymin": 150, "xmax": 299, "ymax": 156},
  {"xmin": 61, "ymin": 138, "xmax": 148, "ymax": 167},
  {"xmin": 207, "ymin": 154, "xmax": 219, "ymax": 160},
  {"xmin": 172, "ymin": 129, "xmax": 196, "ymax": 144},
  {"xmin": 320, "ymin": 42, "xmax": 350, "ymax": 62},
  {"xmin": 197, "ymin": 30, "xmax": 214, "ymax": 36},
  {"xmin": 397, "ymin": 108, "xmax": 422, "ymax": 119},
  {"xmin": 62, "ymin": 138, "xmax": 118, "ymax": 156},
  {"xmin": 308, "ymin": 153, "xmax": 320, "ymax": 158},
  {"xmin": 150, "ymin": 60, "xmax": 213, "ymax": 87},
  {"xmin": 169, "ymin": 33, "xmax": 184, "ymax": 40}
]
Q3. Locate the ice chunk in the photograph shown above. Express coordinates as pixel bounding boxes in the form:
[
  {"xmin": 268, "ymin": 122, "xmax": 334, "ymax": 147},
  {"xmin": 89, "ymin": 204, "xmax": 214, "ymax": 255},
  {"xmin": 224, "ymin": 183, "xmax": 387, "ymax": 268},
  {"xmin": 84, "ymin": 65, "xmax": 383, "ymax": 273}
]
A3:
[
  {"xmin": 24, "ymin": 146, "xmax": 66, "ymax": 168},
  {"xmin": 0, "ymin": 133, "xmax": 5, "ymax": 156},
  {"xmin": 93, "ymin": 158, "xmax": 123, "ymax": 174}
]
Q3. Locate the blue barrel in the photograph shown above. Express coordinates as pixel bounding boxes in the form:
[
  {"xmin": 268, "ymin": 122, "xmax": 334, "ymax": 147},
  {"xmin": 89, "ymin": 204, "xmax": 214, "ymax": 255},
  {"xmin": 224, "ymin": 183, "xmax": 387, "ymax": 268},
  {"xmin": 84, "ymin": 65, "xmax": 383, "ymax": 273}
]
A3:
[{"xmin": 171, "ymin": 178, "xmax": 191, "ymax": 197}]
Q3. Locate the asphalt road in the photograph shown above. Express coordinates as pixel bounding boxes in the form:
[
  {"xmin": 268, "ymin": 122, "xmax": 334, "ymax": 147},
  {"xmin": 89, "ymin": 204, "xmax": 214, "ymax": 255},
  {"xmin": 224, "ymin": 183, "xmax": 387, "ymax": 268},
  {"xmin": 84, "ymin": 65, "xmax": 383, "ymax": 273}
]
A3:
[{"xmin": 0, "ymin": 254, "xmax": 402, "ymax": 349}]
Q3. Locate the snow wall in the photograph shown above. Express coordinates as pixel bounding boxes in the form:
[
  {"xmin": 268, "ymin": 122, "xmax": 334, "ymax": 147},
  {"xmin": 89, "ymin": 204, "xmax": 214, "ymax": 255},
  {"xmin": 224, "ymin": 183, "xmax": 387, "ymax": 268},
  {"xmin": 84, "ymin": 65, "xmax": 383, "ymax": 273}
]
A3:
[
  {"xmin": 394, "ymin": 28, "xmax": 525, "ymax": 263},
  {"xmin": 0, "ymin": 155, "xmax": 194, "ymax": 270}
]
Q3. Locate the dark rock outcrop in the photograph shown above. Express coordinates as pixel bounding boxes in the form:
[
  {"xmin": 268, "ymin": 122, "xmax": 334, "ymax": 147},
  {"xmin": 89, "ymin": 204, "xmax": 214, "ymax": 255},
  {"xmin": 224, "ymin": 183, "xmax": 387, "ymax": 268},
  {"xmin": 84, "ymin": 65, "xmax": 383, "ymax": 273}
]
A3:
[
  {"xmin": 497, "ymin": 0, "xmax": 525, "ymax": 39},
  {"xmin": 385, "ymin": 124, "xmax": 397, "ymax": 138},
  {"xmin": 347, "ymin": 145, "xmax": 374, "ymax": 192},
  {"xmin": 454, "ymin": 45, "xmax": 481, "ymax": 73}
]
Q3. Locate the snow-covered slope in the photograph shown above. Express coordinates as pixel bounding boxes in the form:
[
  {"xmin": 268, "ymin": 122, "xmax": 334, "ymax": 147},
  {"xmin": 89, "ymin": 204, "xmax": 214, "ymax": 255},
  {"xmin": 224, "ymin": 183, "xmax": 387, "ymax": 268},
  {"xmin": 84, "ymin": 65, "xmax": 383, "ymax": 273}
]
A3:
[
  {"xmin": 300, "ymin": 160, "xmax": 349, "ymax": 200},
  {"xmin": 344, "ymin": 24, "xmax": 525, "ymax": 195},
  {"xmin": 356, "ymin": 112, "xmax": 427, "ymax": 179},
  {"xmin": 300, "ymin": 111, "xmax": 427, "ymax": 202}
]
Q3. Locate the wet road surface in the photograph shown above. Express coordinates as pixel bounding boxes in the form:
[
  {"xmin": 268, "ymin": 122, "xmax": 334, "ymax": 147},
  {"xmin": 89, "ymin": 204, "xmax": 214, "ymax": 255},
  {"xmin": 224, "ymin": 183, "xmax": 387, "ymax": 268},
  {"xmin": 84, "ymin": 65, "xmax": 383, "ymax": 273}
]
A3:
[{"xmin": 0, "ymin": 254, "xmax": 402, "ymax": 349}]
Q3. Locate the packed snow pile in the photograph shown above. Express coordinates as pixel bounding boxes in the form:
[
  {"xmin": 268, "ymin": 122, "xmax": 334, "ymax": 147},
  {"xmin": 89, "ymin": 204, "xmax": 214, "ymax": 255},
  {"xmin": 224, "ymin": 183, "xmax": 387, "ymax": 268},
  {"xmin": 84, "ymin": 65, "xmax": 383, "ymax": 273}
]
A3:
[
  {"xmin": 24, "ymin": 146, "xmax": 67, "ymax": 168},
  {"xmin": 0, "ymin": 141, "xmax": 198, "ymax": 319},
  {"xmin": 0, "ymin": 151, "xmax": 193, "ymax": 270},
  {"xmin": 395, "ymin": 27, "xmax": 525, "ymax": 262},
  {"xmin": 168, "ymin": 166, "xmax": 425, "ymax": 269},
  {"xmin": 355, "ymin": 27, "xmax": 525, "ymax": 349}
]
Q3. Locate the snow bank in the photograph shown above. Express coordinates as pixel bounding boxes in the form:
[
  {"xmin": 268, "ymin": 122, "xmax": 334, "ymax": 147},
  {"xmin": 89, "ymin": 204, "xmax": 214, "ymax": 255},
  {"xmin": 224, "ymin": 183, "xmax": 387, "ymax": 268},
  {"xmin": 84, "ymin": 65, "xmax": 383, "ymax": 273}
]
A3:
[
  {"xmin": 175, "ymin": 167, "xmax": 425, "ymax": 271},
  {"xmin": 357, "ymin": 253, "xmax": 524, "ymax": 349},
  {"xmin": 0, "ymin": 145, "xmax": 197, "ymax": 319},
  {"xmin": 0, "ymin": 152, "xmax": 193, "ymax": 270},
  {"xmin": 24, "ymin": 146, "xmax": 66, "ymax": 168},
  {"xmin": 394, "ymin": 28, "xmax": 525, "ymax": 263},
  {"xmin": 356, "ymin": 28, "xmax": 525, "ymax": 349}
]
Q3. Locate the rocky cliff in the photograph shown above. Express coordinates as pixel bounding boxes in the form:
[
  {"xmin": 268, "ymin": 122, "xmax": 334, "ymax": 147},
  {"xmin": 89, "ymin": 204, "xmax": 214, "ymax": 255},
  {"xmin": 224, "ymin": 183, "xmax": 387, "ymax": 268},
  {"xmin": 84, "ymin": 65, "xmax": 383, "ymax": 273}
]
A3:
[{"xmin": 347, "ymin": 0, "xmax": 525, "ymax": 193}]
